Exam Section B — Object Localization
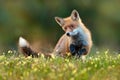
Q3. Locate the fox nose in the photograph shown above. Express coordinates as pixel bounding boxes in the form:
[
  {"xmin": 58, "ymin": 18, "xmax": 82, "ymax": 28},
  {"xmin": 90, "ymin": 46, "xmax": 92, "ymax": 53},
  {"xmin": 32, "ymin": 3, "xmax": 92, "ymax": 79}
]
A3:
[{"xmin": 66, "ymin": 32, "xmax": 70, "ymax": 36}]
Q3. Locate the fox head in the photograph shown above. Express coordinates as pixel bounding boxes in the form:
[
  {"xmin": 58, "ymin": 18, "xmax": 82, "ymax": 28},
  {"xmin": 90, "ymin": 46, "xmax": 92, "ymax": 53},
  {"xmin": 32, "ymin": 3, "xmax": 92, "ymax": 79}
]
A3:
[{"xmin": 55, "ymin": 10, "xmax": 83, "ymax": 37}]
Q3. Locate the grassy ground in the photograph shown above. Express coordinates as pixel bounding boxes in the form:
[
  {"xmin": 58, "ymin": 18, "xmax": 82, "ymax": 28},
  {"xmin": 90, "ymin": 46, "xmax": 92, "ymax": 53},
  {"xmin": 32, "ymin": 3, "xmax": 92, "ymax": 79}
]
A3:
[{"xmin": 0, "ymin": 50, "xmax": 120, "ymax": 80}]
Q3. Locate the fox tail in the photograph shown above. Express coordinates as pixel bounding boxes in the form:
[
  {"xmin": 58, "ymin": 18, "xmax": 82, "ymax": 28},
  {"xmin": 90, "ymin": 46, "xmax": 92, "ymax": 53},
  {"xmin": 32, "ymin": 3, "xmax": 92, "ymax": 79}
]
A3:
[{"xmin": 18, "ymin": 37, "xmax": 38, "ymax": 57}]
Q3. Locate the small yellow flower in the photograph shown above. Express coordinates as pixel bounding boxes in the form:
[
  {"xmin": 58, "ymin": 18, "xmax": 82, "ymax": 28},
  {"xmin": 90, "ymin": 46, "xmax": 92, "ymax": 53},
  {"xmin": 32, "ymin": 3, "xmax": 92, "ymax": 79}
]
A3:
[
  {"xmin": 94, "ymin": 64, "xmax": 97, "ymax": 68},
  {"xmin": 68, "ymin": 63, "xmax": 75, "ymax": 68},
  {"xmin": 8, "ymin": 50, "xmax": 13, "ymax": 54},
  {"xmin": 91, "ymin": 61, "xmax": 94, "ymax": 65},
  {"xmin": 72, "ymin": 69, "xmax": 77, "ymax": 74}
]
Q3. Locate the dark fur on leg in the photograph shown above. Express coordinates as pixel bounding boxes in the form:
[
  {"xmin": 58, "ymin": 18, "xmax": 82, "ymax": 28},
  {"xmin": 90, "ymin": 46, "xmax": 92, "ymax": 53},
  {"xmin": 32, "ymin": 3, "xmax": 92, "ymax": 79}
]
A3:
[{"xmin": 69, "ymin": 43, "xmax": 87, "ymax": 57}]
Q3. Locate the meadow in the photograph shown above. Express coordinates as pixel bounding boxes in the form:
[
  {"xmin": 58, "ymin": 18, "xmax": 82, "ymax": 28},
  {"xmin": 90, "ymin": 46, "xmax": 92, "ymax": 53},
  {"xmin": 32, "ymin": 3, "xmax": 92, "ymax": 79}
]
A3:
[{"xmin": 0, "ymin": 50, "xmax": 119, "ymax": 80}]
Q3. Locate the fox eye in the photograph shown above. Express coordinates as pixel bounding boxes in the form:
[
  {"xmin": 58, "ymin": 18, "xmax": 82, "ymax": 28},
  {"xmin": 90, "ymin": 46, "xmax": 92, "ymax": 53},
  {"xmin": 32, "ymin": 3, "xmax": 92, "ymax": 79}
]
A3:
[
  {"xmin": 70, "ymin": 25, "xmax": 74, "ymax": 28},
  {"xmin": 64, "ymin": 27, "xmax": 67, "ymax": 30}
]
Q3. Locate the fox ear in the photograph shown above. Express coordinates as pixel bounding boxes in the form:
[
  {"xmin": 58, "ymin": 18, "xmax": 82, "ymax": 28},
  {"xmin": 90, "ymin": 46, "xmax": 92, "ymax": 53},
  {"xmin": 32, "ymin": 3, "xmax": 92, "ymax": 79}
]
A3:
[
  {"xmin": 55, "ymin": 17, "xmax": 64, "ymax": 26},
  {"xmin": 71, "ymin": 9, "xmax": 80, "ymax": 21}
]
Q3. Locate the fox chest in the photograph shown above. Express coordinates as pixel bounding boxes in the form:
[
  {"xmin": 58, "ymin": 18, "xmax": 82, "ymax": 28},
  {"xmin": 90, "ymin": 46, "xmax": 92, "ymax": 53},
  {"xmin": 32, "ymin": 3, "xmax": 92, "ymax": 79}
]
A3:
[{"xmin": 69, "ymin": 34, "xmax": 89, "ymax": 47}]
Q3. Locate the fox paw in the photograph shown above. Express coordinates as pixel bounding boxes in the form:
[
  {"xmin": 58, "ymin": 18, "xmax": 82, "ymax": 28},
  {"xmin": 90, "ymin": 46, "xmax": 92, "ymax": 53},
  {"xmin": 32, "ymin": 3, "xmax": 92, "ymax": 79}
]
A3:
[{"xmin": 77, "ymin": 48, "xmax": 86, "ymax": 56}]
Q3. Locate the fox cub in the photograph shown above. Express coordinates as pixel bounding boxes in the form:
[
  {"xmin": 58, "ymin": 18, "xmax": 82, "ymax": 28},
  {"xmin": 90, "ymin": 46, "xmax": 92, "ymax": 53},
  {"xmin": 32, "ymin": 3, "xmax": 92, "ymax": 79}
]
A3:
[{"xmin": 18, "ymin": 10, "xmax": 92, "ymax": 59}]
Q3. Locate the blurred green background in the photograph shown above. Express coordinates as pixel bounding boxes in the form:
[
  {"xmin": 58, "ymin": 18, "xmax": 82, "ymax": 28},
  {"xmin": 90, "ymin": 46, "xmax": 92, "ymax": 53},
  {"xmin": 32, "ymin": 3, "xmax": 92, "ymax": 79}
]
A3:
[{"xmin": 0, "ymin": 0, "xmax": 120, "ymax": 53}]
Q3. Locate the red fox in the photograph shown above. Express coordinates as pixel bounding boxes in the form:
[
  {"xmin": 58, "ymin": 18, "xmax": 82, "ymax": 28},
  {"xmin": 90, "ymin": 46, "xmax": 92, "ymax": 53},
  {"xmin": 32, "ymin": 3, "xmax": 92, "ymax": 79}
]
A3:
[
  {"xmin": 18, "ymin": 10, "xmax": 92, "ymax": 60},
  {"xmin": 54, "ymin": 10, "xmax": 92, "ymax": 59}
]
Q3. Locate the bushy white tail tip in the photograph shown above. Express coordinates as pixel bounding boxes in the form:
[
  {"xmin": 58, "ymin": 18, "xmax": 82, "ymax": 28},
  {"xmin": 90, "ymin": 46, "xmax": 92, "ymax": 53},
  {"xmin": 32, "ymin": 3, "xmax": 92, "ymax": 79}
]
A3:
[{"xmin": 19, "ymin": 37, "xmax": 28, "ymax": 47}]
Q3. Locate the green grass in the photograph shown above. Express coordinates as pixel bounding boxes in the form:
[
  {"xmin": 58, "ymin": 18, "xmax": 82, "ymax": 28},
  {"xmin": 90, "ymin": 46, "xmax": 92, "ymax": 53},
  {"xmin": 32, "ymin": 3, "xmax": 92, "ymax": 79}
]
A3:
[{"xmin": 0, "ymin": 50, "xmax": 120, "ymax": 80}]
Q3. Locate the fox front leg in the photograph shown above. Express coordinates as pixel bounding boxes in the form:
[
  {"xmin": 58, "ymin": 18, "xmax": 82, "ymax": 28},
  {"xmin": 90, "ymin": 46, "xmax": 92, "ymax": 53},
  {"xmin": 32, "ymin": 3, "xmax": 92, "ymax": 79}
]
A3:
[
  {"xmin": 70, "ymin": 45, "xmax": 87, "ymax": 57},
  {"xmin": 69, "ymin": 44, "xmax": 76, "ymax": 56},
  {"xmin": 77, "ymin": 48, "xmax": 87, "ymax": 56}
]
